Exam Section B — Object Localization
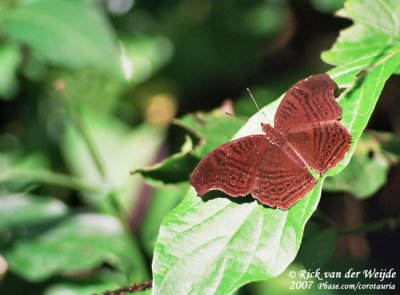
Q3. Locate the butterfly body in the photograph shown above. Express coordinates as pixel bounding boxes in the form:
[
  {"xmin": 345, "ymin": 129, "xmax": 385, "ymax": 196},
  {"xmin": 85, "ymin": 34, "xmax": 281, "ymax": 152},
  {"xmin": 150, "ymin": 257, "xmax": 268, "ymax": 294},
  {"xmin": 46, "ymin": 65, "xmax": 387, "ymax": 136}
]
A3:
[{"xmin": 190, "ymin": 74, "xmax": 351, "ymax": 210}]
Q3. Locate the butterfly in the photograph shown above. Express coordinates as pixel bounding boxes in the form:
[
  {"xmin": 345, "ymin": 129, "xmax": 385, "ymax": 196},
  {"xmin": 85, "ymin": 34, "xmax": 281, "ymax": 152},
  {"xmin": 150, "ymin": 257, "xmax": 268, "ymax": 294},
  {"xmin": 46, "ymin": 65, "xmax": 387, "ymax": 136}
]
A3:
[{"xmin": 189, "ymin": 74, "xmax": 351, "ymax": 210}]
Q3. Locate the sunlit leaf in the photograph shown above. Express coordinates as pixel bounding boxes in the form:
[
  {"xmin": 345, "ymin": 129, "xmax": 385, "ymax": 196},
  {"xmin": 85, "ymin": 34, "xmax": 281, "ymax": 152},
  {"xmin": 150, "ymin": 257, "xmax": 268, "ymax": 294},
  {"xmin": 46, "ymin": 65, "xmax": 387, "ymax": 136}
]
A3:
[{"xmin": 139, "ymin": 186, "xmax": 187, "ymax": 255}]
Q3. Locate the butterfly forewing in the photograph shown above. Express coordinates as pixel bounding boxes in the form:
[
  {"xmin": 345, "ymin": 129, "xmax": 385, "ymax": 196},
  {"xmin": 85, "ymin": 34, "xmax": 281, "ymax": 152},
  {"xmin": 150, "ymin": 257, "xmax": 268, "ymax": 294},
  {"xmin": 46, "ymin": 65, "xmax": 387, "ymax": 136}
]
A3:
[
  {"xmin": 274, "ymin": 74, "xmax": 342, "ymax": 132},
  {"xmin": 190, "ymin": 135, "xmax": 266, "ymax": 197}
]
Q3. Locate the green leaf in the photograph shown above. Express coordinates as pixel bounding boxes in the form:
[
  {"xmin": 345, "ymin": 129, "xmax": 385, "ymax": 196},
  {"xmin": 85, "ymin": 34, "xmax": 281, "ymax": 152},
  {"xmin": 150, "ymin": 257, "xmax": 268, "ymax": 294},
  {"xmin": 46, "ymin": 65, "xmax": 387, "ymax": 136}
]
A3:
[
  {"xmin": 153, "ymin": 188, "xmax": 322, "ymax": 295},
  {"xmin": 177, "ymin": 110, "xmax": 244, "ymax": 158},
  {"xmin": 3, "ymin": 213, "xmax": 134, "ymax": 282},
  {"xmin": 135, "ymin": 109, "xmax": 243, "ymax": 186},
  {"xmin": 152, "ymin": 1, "xmax": 400, "ymax": 293},
  {"xmin": 340, "ymin": 0, "xmax": 400, "ymax": 39},
  {"xmin": 310, "ymin": 0, "xmax": 345, "ymax": 13},
  {"xmin": 45, "ymin": 283, "xmax": 118, "ymax": 295},
  {"xmin": 139, "ymin": 186, "xmax": 187, "ymax": 255},
  {"xmin": 1, "ymin": 0, "xmax": 122, "ymax": 77},
  {"xmin": 322, "ymin": 0, "xmax": 400, "ymax": 66},
  {"xmin": 0, "ymin": 42, "xmax": 21, "ymax": 99},
  {"xmin": 121, "ymin": 35, "xmax": 174, "ymax": 83},
  {"xmin": 323, "ymin": 132, "xmax": 395, "ymax": 198},
  {"xmin": 43, "ymin": 269, "xmax": 126, "ymax": 295},
  {"xmin": 62, "ymin": 111, "xmax": 166, "ymax": 209},
  {"xmin": 0, "ymin": 193, "xmax": 68, "ymax": 232},
  {"xmin": 152, "ymin": 68, "xmax": 400, "ymax": 294},
  {"xmin": 134, "ymin": 135, "xmax": 197, "ymax": 186},
  {"xmin": 152, "ymin": 36, "xmax": 400, "ymax": 295}
]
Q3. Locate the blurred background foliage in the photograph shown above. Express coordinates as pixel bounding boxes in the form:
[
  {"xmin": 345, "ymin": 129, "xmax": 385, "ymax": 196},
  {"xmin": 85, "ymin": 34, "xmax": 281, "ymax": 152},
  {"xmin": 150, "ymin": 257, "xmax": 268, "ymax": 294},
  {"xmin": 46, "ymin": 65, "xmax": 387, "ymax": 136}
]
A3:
[{"xmin": 0, "ymin": 0, "xmax": 399, "ymax": 294}]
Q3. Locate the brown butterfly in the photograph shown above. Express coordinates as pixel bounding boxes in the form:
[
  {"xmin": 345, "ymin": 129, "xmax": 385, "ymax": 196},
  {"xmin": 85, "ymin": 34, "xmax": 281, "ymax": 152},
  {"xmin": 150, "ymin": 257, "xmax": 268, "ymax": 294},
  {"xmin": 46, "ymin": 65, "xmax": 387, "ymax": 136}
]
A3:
[{"xmin": 190, "ymin": 74, "xmax": 351, "ymax": 210}]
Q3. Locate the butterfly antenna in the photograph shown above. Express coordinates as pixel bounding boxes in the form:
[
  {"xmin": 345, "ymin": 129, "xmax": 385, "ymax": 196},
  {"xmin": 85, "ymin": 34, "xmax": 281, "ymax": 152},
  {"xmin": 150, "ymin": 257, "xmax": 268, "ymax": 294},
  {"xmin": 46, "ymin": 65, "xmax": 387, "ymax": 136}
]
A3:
[
  {"xmin": 225, "ymin": 112, "xmax": 259, "ymax": 126},
  {"xmin": 247, "ymin": 88, "xmax": 267, "ymax": 120}
]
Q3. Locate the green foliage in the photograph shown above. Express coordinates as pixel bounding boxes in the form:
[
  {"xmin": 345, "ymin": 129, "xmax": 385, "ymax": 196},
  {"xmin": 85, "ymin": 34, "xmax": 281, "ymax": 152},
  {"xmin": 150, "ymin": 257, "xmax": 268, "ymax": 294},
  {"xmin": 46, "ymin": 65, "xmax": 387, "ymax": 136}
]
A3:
[
  {"xmin": 0, "ymin": 0, "xmax": 399, "ymax": 294},
  {"xmin": 139, "ymin": 187, "xmax": 187, "ymax": 255},
  {"xmin": 4, "ymin": 213, "xmax": 134, "ymax": 281},
  {"xmin": 62, "ymin": 110, "xmax": 166, "ymax": 209},
  {"xmin": 323, "ymin": 131, "xmax": 400, "ymax": 198},
  {"xmin": 0, "ymin": 42, "xmax": 21, "ymax": 98},
  {"xmin": 0, "ymin": 193, "xmax": 68, "ymax": 232},
  {"xmin": 1, "ymin": 0, "xmax": 122, "ymax": 78},
  {"xmin": 150, "ymin": 0, "xmax": 400, "ymax": 294},
  {"xmin": 135, "ymin": 109, "xmax": 243, "ymax": 186},
  {"xmin": 299, "ymin": 220, "xmax": 338, "ymax": 269}
]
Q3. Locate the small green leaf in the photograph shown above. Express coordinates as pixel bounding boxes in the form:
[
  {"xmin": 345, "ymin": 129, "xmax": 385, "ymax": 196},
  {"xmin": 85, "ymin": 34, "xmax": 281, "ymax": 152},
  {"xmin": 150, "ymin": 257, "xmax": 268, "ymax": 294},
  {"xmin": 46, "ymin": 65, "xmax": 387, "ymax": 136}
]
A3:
[
  {"xmin": 1, "ymin": 0, "xmax": 122, "ymax": 77},
  {"xmin": 310, "ymin": 0, "xmax": 345, "ymax": 13},
  {"xmin": 0, "ymin": 42, "xmax": 21, "ymax": 99},
  {"xmin": 3, "ymin": 213, "xmax": 133, "ymax": 282},
  {"xmin": 134, "ymin": 135, "xmax": 197, "ymax": 186},
  {"xmin": 135, "ymin": 109, "xmax": 242, "ymax": 186},
  {"xmin": 177, "ymin": 110, "xmax": 243, "ymax": 158}
]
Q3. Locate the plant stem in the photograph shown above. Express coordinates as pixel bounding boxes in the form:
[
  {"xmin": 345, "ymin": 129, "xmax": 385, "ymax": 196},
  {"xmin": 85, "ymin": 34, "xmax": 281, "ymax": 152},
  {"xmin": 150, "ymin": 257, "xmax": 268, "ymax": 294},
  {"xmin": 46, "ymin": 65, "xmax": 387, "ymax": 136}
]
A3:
[
  {"xmin": 70, "ymin": 109, "xmax": 107, "ymax": 179},
  {"xmin": 0, "ymin": 170, "xmax": 100, "ymax": 193},
  {"xmin": 64, "ymin": 99, "xmax": 123, "ymax": 211},
  {"xmin": 62, "ymin": 92, "xmax": 149, "ymax": 279},
  {"xmin": 339, "ymin": 215, "xmax": 400, "ymax": 236}
]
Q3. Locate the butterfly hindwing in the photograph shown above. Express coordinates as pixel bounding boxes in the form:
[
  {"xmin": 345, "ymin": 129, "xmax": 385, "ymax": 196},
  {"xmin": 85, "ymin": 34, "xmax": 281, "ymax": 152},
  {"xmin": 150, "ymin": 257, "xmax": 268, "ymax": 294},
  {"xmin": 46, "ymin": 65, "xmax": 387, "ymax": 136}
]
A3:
[{"xmin": 251, "ymin": 144, "xmax": 315, "ymax": 210}]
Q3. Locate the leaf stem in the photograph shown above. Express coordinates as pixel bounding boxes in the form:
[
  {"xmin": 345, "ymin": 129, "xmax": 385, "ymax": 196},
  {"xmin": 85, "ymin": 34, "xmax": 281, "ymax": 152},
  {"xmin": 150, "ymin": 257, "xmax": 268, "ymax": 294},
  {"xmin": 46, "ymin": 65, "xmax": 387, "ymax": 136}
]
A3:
[{"xmin": 339, "ymin": 215, "xmax": 400, "ymax": 236}]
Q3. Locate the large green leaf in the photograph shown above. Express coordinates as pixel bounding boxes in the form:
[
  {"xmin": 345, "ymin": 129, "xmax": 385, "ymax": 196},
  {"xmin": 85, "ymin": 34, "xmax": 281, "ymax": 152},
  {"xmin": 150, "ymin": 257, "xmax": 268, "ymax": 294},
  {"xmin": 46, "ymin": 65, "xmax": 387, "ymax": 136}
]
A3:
[
  {"xmin": 0, "ymin": 0, "xmax": 122, "ymax": 77},
  {"xmin": 139, "ymin": 186, "xmax": 187, "ymax": 255},
  {"xmin": 151, "ymin": 0, "xmax": 400, "ymax": 293},
  {"xmin": 3, "ymin": 213, "xmax": 134, "ymax": 282}
]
